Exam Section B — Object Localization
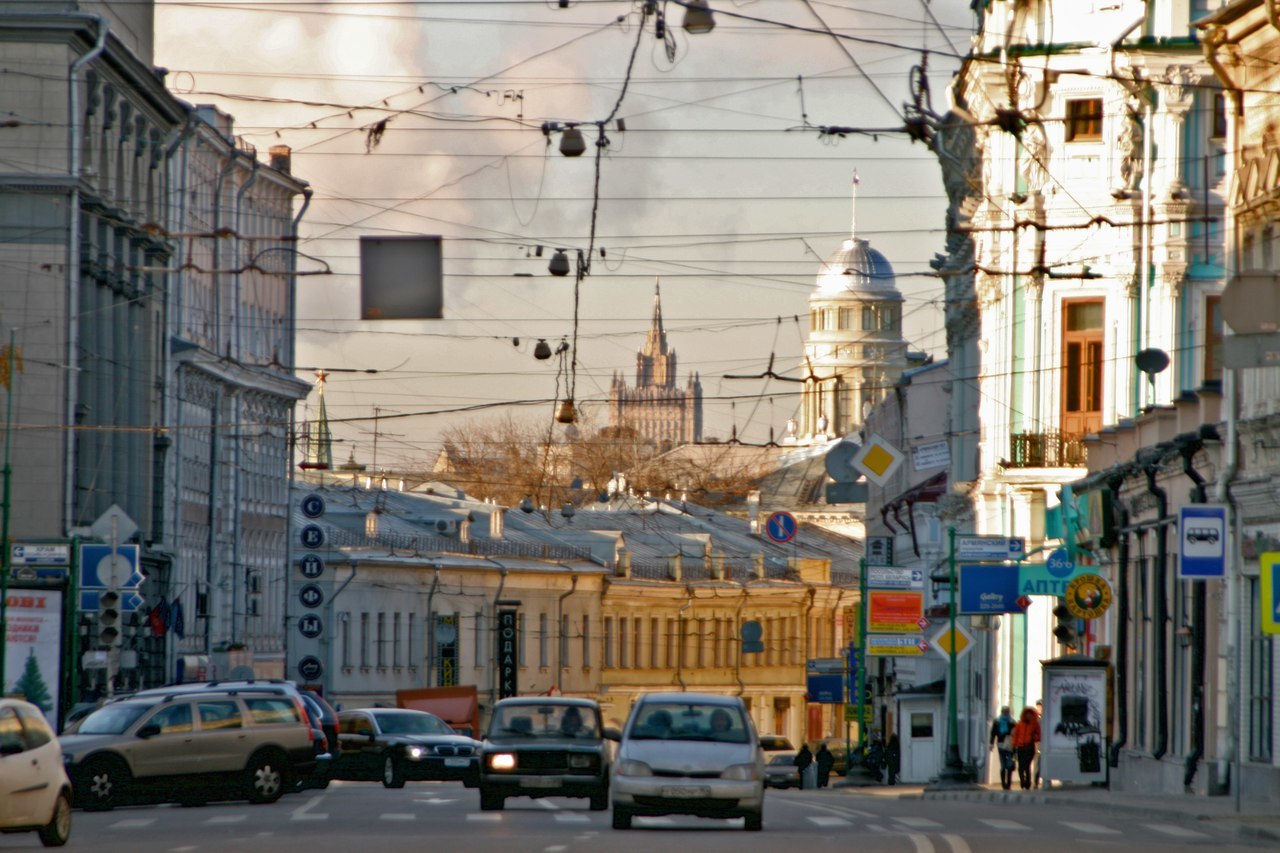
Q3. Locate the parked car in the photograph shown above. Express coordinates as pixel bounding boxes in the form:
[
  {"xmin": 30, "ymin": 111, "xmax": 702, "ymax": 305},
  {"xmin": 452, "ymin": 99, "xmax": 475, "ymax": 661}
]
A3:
[
  {"xmin": 59, "ymin": 687, "xmax": 315, "ymax": 809},
  {"xmin": 0, "ymin": 699, "xmax": 72, "ymax": 846},
  {"xmin": 610, "ymin": 692, "xmax": 765, "ymax": 831},
  {"xmin": 763, "ymin": 752, "xmax": 800, "ymax": 789},
  {"xmin": 478, "ymin": 697, "xmax": 617, "ymax": 811},
  {"xmin": 331, "ymin": 708, "xmax": 481, "ymax": 788}
]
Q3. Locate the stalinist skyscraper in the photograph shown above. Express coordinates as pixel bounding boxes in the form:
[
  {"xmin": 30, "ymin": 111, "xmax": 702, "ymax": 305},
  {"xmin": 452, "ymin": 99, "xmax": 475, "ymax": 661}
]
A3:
[{"xmin": 607, "ymin": 282, "xmax": 703, "ymax": 449}]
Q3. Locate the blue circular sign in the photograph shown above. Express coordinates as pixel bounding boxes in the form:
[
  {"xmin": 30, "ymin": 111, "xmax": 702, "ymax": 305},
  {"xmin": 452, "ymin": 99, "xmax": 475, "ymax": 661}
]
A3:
[
  {"xmin": 299, "ymin": 554, "xmax": 325, "ymax": 579},
  {"xmin": 301, "ymin": 494, "xmax": 326, "ymax": 519},
  {"xmin": 300, "ymin": 524, "xmax": 325, "ymax": 549},
  {"xmin": 1046, "ymin": 548, "xmax": 1075, "ymax": 578},
  {"xmin": 764, "ymin": 511, "xmax": 798, "ymax": 543},
  {"xmin": 298, "ymin": 613, "xmax": 323, "ymax": 639},
  {"xmin": 297, "ymin": 655, "xmax": 324, "ymax": 681},
  {"xmin": 299, "ymin": 583, "xmax": 324, "ymax": 609}
]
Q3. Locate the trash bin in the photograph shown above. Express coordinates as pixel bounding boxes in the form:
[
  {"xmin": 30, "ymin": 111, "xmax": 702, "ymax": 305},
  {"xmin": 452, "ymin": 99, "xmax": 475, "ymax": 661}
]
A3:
[{"xmin": 802, "ymin": 763, "xmax": 818, "ymax": 789}]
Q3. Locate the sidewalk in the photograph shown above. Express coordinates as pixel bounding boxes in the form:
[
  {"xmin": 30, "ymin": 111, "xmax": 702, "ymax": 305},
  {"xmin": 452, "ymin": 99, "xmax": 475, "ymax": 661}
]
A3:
[{"xmin": 838, "ymin": 781, "xmax": 1280, "ymax": 843}]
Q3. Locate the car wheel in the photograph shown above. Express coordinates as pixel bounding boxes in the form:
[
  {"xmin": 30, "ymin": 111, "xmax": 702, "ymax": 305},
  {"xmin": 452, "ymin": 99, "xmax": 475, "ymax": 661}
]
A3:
[
  {"xmin": 37, "ymin": 791, "xmax": 72, "ymax": 847},
  {"xmin": 479, "ymin": 788, "xmax": 504, "ymax": 811},
  {"xmin": 611, "ymin": 805, "xmax": 632, "ymax": 830},
  {"xmin": 244, "ymin": 750, "xmax": 288, "ymax": 804},
  {"xmin": 382, "ymin": 754, "xmax": 406, "ymax": 789},
  {"xmin": 589, "ymin": 789, "xmax": 608, "ymax": 811},
  {"xmin": 82, "ymin": 757, "xmax": 129, "ymax": 811},
  {"xmin": 743, "ymin": 810, "xmax": 763, "ymax": 832}
]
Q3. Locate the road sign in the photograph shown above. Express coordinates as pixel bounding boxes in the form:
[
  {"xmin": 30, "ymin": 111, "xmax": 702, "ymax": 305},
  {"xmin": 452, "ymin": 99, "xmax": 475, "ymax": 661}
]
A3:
[
  {"xmin": 852, "ymin": 434, "xmax": 905, "ymax": 486},
  {"xmin": 843, "ymin": 704, "xmax": 874, "ymax": 724},
  {"xmin": 807, "ymin": 657, "xmax": 846, "ymax": 674},
  {"xmin": 931, "ymin": 622, "xmax": 974, "ymax": 660},
  {"xmin": 79, "ymin": 544, "xmax": 144, "ymax": 590},
  {"xmin": 299, "ymin": 554, "xmax": 325, "ymax": 579},
  {"xmin": 298, "ymin": 614, "xmax": 324, "ymax": 639},
  {"xmin": 916, "ymin": 617, "xmax": 930, "ymax": 630},
  {"xmin": 1016, "ymin": 595, "xmax": 1033, "ymax": 611},
  {"xmin": 806, "ymin": 673, "xmax": 844, "ymax": 703},
  {"xmin": 301, "ymin": 493, "xmax": 326, "ymax": 519},
  {"xmin": 866, "ymin": 634, "xmax": 927, "ymax": 656},
  {"xmin": 299, "ymin": 584, "xmax": 325, "ymax": 609},
  {"xmin": 1179, "ymin": 505, "xmax": 1227, "ymax": 579},
  {"xmin": 956, "ymin": 536, "xmax": 1025, "ymax": 561},
  {"xmin": 867, "ymin": 589, "xmax": 924, "ymax": 632},
  {"xmin": 959, "ymin": 564, "xmax": 1020, "ymax": 613},
  {"xmin": 1064, "ymin": 573, "xmax": 1112, "ymax": 619},
  {"xmin": 297, "ymin": 656, "xmax": 324, "ymax": 681},
  {"xmin": 866, "ymin": 536, "xmax": 894, "ymax": 566},
  {"xmin": 1261, "ymin": 553, "xmax": 1280, "ymax": 636},
  {"xmin": 11, "ymin": 543, "xmax": 69, "ymax": 565},
  {"xmin": 867, "ymin": 566, "xmax": 924, "ymax": 590},
  {"xmin": 300, "ymin": 524, "xmax": 325, "ymax": 549},
  {"xmin": 764, "ymin": 511, "xmax": 797, "ymax": 543}
]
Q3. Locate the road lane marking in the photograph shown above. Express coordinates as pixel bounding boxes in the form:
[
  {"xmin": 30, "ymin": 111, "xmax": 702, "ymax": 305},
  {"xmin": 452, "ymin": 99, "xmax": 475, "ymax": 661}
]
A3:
[
  {"xmin": 545, "ymin": 847, "xmax": 568, "ymax": 852},
  {"xmin": 635, "ymin": 817, "xmax": 675, "ymax": 826},
  {"xmin": 467, "ymin": 813, "xmax": 503, "ymax": 822},
  {"xmin": 941, "ymin": 833, "xmax": 973, "ymax": 853},
  {"xmin": 291, "ymin": 794, "xmax": 327, "ymax": 821},
  {"xmin": 204, "ymin": 815, "xmax": 247, "ymax": 824},
  {"xmin": 977, "ymin": 818, "xmax": 1030, "ymax": 831},
  {"xmin": 381, "ymin": 813, "xmax": 416, "ymax": 821},
  {"xmin": 535, "ymin": 799, "xmax": 559, "ymax": 810},
  {"xmin": 414, "ymin": 797, "xmax": 459, "ymax": 805},
  {"xmin": 895, "ymin": 816, "xmax": 943, "ymax": 828},
  {"xmin": 1060, "ymin": 821, "xmax": 1120, "ymax": 835},
  {"xmin": 1142, "ymin": 823, "xmax": 1208, "ymax": 839},
  {"xmin": 554, "ymin": 813, "xmax": 592, "ymax": 823},
  {"xmin": 808, "ymin": 816, "xmax": 852, "ymax": 827},
  {"xmin": 785, "ymin": 800, "xmax": 872, "ymax": 819},
  {"xmin": 110, "ymin": 819, "xmax": 156, "ymax": 829},
  {"xmin": 907, "ymin": 832, "xmax": 935, "ymax": 853}
]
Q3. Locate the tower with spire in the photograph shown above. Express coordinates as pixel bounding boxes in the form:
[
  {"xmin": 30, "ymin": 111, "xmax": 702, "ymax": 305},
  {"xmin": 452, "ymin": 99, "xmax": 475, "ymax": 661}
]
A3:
[
  {"xmin": 299, "ymin": 369, "xmax": 334, "ymax": 470},
  {"xmin": 608, "ymin": 281, "xmax": 703, "ymax": 449},
  {"xmin": 792, "ymin": 173, "xmax": 910, "ymax": 443}
]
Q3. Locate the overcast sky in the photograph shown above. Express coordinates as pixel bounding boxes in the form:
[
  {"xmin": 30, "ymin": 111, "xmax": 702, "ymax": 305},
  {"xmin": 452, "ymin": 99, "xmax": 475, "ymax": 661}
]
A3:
[{"xmin": 155, "ymin": 0, "xmax": 975, "ymax": 469}]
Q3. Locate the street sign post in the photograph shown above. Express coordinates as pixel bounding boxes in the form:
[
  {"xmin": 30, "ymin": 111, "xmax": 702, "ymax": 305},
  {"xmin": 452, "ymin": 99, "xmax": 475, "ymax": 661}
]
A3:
[
  {"xmin": 955, "ymin": 536, "xmax": 1025, "ymax": 561},
  {"xmin": 958, "ymin": 564, "xmax": 1020, "ymax": 613}
]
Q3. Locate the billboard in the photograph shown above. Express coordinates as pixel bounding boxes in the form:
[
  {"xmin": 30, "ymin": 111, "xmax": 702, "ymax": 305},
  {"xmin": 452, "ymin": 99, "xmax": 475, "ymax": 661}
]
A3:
[{"xmin": 4, "ymin": 589, "xmax": 63, "ymax": 727}]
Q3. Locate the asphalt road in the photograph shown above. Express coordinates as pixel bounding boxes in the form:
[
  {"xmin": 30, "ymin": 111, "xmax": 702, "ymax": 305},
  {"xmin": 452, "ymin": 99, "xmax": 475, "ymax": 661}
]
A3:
[{"xmin": 1, "ymin": 781, "xmax": 1268, "ymax": 852}]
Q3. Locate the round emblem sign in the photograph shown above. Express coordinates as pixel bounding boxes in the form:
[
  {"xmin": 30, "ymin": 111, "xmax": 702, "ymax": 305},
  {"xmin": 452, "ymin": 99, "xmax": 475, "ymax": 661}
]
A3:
[
  {"xmin": 1065, "ymin": 573, "xmax": 1112, "ymax": 620},
  {"xmin": 764, "ymin": 511, "xmax": 797, "ymax": 543},
  {"xmin": 299, "ymin": 583, "xmax": 325, "ymax": 609},
  {"xmin": 298, "ymin": 613, "xmax": 323, "ymax": 639},
  {"xmin": 299, "ymin": 554, "xmax": 325, "ymax": 579},
  {"xmin": 301, "ymin": 493, "xmax": 326, "ymax": 519},
  {"xmin": 297, "ymin": 655, "xmax": 324, "ymax": 681},
  {"xmin": 300, "ymin": 524, "xmax": 325, "ymax": 549}
]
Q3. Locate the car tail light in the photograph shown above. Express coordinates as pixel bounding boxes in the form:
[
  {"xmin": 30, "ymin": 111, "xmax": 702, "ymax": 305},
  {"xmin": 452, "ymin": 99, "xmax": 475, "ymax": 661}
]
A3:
[{"xmin": 313, "ymin": 729, "xmax": 329, "ymax": 754}]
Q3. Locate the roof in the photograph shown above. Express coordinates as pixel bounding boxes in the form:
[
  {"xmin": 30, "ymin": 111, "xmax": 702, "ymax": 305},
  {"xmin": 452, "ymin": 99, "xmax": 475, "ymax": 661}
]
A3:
[
  {"xmin": 814, "ymin": 238, "xmax": 903, "ymax": 299},
  {"xmin": 493, "ymin": 696, "xmax": 598, "ymax": 708},
  {"xmin": 635, "ymin": 692, "xmax": 746, "ymax": 706}
]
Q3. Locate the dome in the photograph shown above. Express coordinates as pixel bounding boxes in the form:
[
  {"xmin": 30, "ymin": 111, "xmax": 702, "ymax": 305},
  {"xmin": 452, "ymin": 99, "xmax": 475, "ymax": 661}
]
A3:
[{"xmin": 814, "ymin": 238, "xmax": 901, "ymax": 299}]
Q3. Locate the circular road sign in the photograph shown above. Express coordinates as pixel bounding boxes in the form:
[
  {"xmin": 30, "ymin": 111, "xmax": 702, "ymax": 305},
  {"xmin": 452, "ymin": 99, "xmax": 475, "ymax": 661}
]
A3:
[
  {"xmin": 299, "ymin": 583, "xmax": 325, "ymax": 609},
  {"xmin": 299, "ymin": 554, "xmax": 325, "ymax": 579},
  {"xmin": 301, "ymin": 493, "xmax": 326, "ymax": 519},
  {"xmin": 764, "ymin": 511, "xmax": 798, "ymax": 543},
  {"xmin": 1065, "ymin": 573, "xmax": 1112, "ymax": 620},
  {"xmin": 297, "ymin": 655, "xmax": 324, "ymax": 681},
  {"xmin": 298, "ymin": 614, "xmax": 324, "ymax": 639},
  {"xmin": 300, "ymin": 524, "xmax": 325, "ymax": 549}
]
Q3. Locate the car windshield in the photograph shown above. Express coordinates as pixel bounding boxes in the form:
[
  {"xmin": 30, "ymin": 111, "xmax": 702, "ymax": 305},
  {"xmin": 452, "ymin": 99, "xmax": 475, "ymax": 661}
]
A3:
[
  {"xmin": 374, "ymin": 711, "xmax": 453, "ymax": 736},
  {"xmin": 488, "ymin": 704, "xmax": 601, "ymax": 740},
  {"xmin": 628, "ymin": 702, "xmax": 749, "ymax": 743},
  {"xmin": 76, "ymin": 702, "xmax": 153, "ymax": 735},
  {"xmin": 769, "ymin": 753, "xmax": 797, "ymax": 765}
]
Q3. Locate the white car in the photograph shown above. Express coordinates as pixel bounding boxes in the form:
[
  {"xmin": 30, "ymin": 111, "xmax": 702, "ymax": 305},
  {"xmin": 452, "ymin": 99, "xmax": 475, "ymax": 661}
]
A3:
[
  {"xmin": 0, "ymin": 698, "xmax": 72, "ymax": 846},
  {"xmin": 610, "ymin": 693, "xmax": 765, "ymax": 831}
]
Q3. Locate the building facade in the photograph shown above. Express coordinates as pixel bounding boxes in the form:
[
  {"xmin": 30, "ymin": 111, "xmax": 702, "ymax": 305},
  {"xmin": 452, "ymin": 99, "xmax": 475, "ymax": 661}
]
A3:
[{"xmin": 607, "ymin": 282, "xmax": 702, "ymax": 450}]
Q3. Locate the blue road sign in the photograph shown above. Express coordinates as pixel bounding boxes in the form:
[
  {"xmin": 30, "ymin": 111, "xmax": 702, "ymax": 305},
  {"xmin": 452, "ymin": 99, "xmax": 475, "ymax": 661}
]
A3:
[
  {"xmin": 764, "ymin": 511, "xmax": 797, "ymax": 543},
  {"xmin": 806, "ymin": 673, "xmax": 844, "ymax": 704},
  {"xmin": 956, "ymin": 536, "xmax": 1025, "ymax": 561},
  {"xmin": 959, "ymin": 564, "xmax": 1021, "ymax": 614},
  {"xmin": 1179, "ymin": 505, "xmax": 1227, "ymax": 579},
  {"xmin": 79, "ymin": 544, "xmax": 144, "ymax": 590}
]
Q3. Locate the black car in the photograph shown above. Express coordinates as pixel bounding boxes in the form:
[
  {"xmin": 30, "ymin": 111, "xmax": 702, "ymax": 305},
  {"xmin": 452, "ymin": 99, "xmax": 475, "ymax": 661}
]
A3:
[
  {"xmin": 478, "ymin": 697, "xmax": 618, "ymax": 812},
  {"xmin": 331, "ymin": 708, "xmax": 481, "ymax": 788}
]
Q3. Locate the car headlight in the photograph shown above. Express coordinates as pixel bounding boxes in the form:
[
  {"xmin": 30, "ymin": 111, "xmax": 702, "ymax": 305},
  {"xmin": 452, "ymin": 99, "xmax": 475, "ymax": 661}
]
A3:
[
  {"xmin": 407, "ymin": 746, "xmax": 424, "ymax": 760},
  {"xmin": 488, "ymin": 753, "xmax": 516, "ymax": 771},
  {"xmin": 615, "ymin": 759, "xmax": 653, "ymax": 777},
  {"xmin": 568, "ymin": 754, "xmax": 592, "ymax": 769},
  {"xmin": 721, "ymin": 763, "xmax": 760, "ymax": 781}
]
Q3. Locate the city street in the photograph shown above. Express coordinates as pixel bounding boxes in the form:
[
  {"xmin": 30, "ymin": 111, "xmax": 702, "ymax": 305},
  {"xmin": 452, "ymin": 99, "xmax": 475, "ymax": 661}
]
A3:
[{"xmin": 0, "ymin": 781, "xmax": 1268, "ymax": 852}]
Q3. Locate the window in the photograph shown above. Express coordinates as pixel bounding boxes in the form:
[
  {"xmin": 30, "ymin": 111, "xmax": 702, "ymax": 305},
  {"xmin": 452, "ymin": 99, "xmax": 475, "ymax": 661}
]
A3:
[
  {"xmin": 474, "ymin": 610, "xmax": 485, "ymax": 668},
  {"xmin": 393, "ymin": 612, "xmax": 402, "ymax": 667},
  {"xmin": 650, "ymin": 618, "xmax": 660, "ymax": 668},
  {"xmin": 1062, "ymin": 299, "xmax": 1104, "ymax": 437},
  {"xmin": 245, "ymin": 698, "xmax": 299, "ymax": 725},
  {"xmin": 198, "ymin": 701, "xmax": 242, "ymax": 730},
  {"xmin": 539, "ymin": 613, "xmax": 549, "ymax": 668},
  {"xmin": 360, "ymin": 613, "xmax": 369, "ymax": 667},
  {"xmin": 341, "ymin": 614, "xmax": 351, "ymax": 667},
  {"xmin": 406, "ymin": 612, "xmax": 415, "ymax": 667},
  {"xmin": 0, "ymin": 709, "xmax": 23, "ymax": 754},
  {"xmin": 1248, "ymin": 577, "xmax": 1274, "ymax": 761},
  {"xmin": 148, "ymin": 703, "xmax": 194, "ymax": 734},
  {"xmin": 910, "ymin": 712, "xmax": 934, "ymax": 738},
  {"xmin": 619, "ymin": 616, "xmax": 629, "ymax": 668},
  {"xmin": 560, "ymin": 614, "xmax": 570, "ymax": 669},
  {"xmin": 604, "ymin": 617, "xmax": 615, "ymax": 668},
  {"xmin": 1065, "ymin": 98, "xmax": 1103, "ymax": 142},
  {"xmin": 861, "ymin": 305, "xmax": 875, "ymax": 330},
  {"xmin": 1204, "ymin": 295, "xmax": 1223, "ymax": 382},
  {"xmin": 634, "ymin": 617, "xmax": 643, "ymax": 668},
  {"xmin": 582, "ymin": 614, "xmax": 591, "ymax": 667},
  {"xmin": 666, "ymin": 618, "xmax": 677, "ymax": 667},
  {"xmin": 377, "ymin": 612, "xmax": 386, "ymax": 667},
  {"xmin": 1211, "ymin": 92, "xmax": 1227, "ymax": 140},
  {"xmin": 518, "ymin": 613, "xmax": 526, "ymax": 667}
]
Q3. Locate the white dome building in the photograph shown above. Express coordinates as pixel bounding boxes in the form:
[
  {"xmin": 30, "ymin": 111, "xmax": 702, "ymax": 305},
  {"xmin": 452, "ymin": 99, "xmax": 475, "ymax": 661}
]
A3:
[{"xmin": 794, "ymin": 175, "xmax": 910, "ymax": 442}]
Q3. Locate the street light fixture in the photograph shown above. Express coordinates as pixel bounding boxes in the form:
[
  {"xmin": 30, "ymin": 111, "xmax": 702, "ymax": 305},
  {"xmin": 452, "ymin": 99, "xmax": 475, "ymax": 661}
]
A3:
[{"xmin": 682, "ymin": 0, "xmax": 715, "ymax": 33}]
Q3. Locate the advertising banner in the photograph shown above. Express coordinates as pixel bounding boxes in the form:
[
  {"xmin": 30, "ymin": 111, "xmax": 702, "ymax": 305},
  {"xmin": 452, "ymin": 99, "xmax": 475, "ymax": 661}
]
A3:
[
  {"xmin": 867, "ymin": 590, "xmax": 924, "ymax": 632},
  {"xmin": 4, "ymin": 589, "xmax": 63, "ymax": 727},
  {"xmin": 496, "ymin": 609, "xmax": 518, "ymax": 699}
]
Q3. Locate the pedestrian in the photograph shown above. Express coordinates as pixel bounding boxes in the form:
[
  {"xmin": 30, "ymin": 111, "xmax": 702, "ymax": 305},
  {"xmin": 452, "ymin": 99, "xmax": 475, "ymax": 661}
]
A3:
[
  {"xmin": 885, "ymin": 734, "xmax": 901, "ymax": 785},
  {"xmin": 863, "ymin": 732, "xmax": 885, "ymax": 782},
  {"xmin": 989, "ymin": 704, "xmax": 1016, "ymax": 790},
  {"xmin": 794, "ymin": 743, "xmax": 814, "ymax": 789},
  {"xmin": 1011, "ymin": 706, "xmax": 1040, "ymax": 790},
  {"xmin": 815, "ymin": 744, "xmax": 835, "ymax": 788}
]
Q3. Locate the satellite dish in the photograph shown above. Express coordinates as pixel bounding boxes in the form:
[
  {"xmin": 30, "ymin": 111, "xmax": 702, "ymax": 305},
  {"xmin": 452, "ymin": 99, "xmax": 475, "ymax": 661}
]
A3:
[
  {"xmin": 1135, "ymin": 348, "xmax": 1170, "ymax": 377},
  {"xmin": 824, "ymin": 436, "xmax": 862, "ymax": 483}
]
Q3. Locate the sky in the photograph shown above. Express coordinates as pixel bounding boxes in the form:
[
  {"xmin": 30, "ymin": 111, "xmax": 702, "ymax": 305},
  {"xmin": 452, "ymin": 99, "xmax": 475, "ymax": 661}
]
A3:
[{"xmin": 154, "ymin": 0, "xmax": 976, "ymax": 470}]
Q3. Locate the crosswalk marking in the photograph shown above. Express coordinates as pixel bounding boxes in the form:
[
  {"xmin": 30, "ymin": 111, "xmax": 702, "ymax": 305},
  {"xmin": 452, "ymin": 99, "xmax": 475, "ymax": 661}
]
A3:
[
  {"xmin": 380, "ymin": 813, "xmax": 415, "ymax": 821},
  {"xmin": 808, "ymin": 816, "xmax": 852, "ymax": 827},
  {"xmin": 1060, "ymin": 821, "xmax": 1120, "ymax": 835},
  {"xmin": 977, "ymin": 818, "xmax": 1030, "ymax": 831},
  {"xmin": 942, "ymin": 833, "xmax": 973, "ymax": 853},
  {"xmin": 466, "ymin": 813, "xmax": 503, "ymax": 822},
  {"xmin": 894, "ymin": 816, "xmax": 944, "ymax": 828},
  {"xmin": 204, "ymin": 815, "xmax": 246, "ymax": 824},
  {"xmin": 1141, "ymin": 823, "xmax": 1208, "ymax": 839},
  {"xmin": 290, "ymin": 813, "xmax": 328, "ymax": 822},
  {"xmin": 635, "ymin": 816, "xmax": 675, "ymax": 826},
  {"xmin": 907, "ymin": 832, "xmax": 935, "ymax": 853},
  {"xmin": 553, "ymin": 813, "xmax": 592, "ymax": 824},
  {"xmin": 110, "ymin": 819, "xmax": 156, "ymax": 829}
]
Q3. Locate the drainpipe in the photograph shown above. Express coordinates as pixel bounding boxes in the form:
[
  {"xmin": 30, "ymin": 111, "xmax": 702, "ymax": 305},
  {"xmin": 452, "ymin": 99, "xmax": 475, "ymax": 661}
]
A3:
[
  {"xmin": 63, "ymin": 14, "xmax": 108, "ymax": 533},
  {"xmin": 1107, "ymin": 472, "xmax": 1131, "ymax": 767},
  {"xmin": 424, "ymin": 563, "xmax": 440, "ymax": 684},
  {"xmin": 676, "ymin": 586, "xmax": 694, "ymax": 692},
  {"xmin": 554, "ymin": 575, "xmax": 578, "ymax": 693},
  {"xmin": 1142, "ymin": 451, "xmax": 1169, "ymax": 760}
]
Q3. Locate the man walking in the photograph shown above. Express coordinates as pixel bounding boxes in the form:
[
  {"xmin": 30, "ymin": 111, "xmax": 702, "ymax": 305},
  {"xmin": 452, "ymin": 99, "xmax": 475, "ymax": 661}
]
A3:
[
  {"xmin": 989, "ymin": 705, "xmax": 1015, "ymax": 790},
  {"xmin": 815, "ymin": 744, "xmax": 835, "ymax": 788}
]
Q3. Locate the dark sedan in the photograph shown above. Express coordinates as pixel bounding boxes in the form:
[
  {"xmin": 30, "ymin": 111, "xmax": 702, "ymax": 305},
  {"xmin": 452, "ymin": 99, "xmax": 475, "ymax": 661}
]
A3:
[{"xmin": 331, "ymin": 709, "xmax": 480, "ymax": 788}]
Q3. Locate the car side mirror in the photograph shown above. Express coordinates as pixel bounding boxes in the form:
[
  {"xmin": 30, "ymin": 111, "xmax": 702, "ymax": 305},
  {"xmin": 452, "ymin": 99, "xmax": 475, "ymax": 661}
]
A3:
[
  {"xmin": 603, "ymin": 727, "xmax": 622, "ymax": 742},
  {"xmin": 137, "ymin": 724, "xmax": 162, "ymax": 739}
]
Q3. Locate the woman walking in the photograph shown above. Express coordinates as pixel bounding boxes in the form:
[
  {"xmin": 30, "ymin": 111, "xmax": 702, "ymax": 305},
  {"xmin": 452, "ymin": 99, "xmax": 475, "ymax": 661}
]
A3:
[{"xmin": 1011, "ymin": 706, "xmax": 1040, "ymax": 790}]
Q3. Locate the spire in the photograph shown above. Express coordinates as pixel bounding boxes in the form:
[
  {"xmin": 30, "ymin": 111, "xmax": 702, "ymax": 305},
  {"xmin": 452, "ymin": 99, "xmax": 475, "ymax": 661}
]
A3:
[
  {"xmin": 300, "ymin": 369, "xmax": 333, "ymax": 470},
  {"xmin": 651, "ymin": 278, "xmax": 664, "ymax": 335},
  {"xmin": 850, "ymin": 170, "xmax": 860, "ymax": 240}
]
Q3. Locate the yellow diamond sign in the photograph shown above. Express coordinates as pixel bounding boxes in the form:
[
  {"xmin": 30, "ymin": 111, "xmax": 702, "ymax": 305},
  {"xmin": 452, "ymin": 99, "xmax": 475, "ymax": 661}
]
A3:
[
  {"xmin": 852, "ymin": 433, "xmax": 905, "ymax": 486},
  {"xmin": 931, "ymin": 622, "xmax": 974, "ymax": 660}
]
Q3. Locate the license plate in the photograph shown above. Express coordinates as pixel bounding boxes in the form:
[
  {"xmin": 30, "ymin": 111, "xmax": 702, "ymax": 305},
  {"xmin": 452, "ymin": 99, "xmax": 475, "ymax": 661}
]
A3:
[
  {"xmin": 661, "ymin": 785, "xmax": 710, "ymax": 798},
  {"xmin": 524, "ymin": 777, "xmax": 562, "ymax": 788},
  {"xmin": 444, "ymin": 758, "xmax": 470, "ymax": 768}
]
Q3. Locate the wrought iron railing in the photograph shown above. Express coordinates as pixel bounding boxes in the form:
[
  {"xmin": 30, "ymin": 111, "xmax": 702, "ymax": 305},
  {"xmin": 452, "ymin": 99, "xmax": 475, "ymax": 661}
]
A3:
[{"xmin": 1006, "ymin": 431, "xmax": 1088, "ymax": 468}]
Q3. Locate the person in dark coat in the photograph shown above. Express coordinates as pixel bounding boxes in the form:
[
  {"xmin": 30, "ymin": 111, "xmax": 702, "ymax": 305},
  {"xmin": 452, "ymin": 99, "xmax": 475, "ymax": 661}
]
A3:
[
  {"xmin": 885, "ymin": 734, "xmax": 901, "ymax": 785},
  {"xmin": 815, "ymin": 744, "xmax": 835, "ymax": 788},
  {"xmin": 793, "ymin": 743, "xmax": 814, "ymax": 787}
]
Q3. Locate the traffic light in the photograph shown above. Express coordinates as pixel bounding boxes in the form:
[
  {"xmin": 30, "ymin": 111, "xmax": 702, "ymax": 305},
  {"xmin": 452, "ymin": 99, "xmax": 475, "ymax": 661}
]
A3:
[
  {"xmin": 1052, "ymin": 601, "xmax": 1078, "ymax": 649},
  {"xmin": 99, "ymin": 588, "xmax": 123, "ymax": 649}
]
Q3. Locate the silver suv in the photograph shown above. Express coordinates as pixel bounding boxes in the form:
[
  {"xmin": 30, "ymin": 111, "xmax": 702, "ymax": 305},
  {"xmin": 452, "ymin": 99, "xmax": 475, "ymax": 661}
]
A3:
[{"xmin": 59, "ymin": 688, "xmax": 314, "ymax": 809}]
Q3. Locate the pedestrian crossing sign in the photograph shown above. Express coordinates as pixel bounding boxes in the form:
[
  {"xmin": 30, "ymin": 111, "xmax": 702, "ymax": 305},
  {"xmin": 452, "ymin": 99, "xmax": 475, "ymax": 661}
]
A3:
[{"xmin": 1261, "ymin": 552, "xmax": 1280, "ymax": 636}]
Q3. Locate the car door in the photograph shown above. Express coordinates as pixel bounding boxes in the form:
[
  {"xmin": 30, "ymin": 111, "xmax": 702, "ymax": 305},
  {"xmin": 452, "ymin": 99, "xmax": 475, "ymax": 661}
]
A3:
[
  {"xmin": 0, "ymin": 706, "xmax": 40, "ymax": 826},
  {"xmin": 339, "ymin": 712, "xmax": 379, "ymax": 779},
  {"xmin": 14, "ymin": 706, "xmax": 64, "ymax": 824},
  {"xmin": 196, "ymin": 700, "xmax": 248, "ymax": 774},
  {"xmin": 131, "ymin": 701, "xmax": 197, "ymax": 779}
]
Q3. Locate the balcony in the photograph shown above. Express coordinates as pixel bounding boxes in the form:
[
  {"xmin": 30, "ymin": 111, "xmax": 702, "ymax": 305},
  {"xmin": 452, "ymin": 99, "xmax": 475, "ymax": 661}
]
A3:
[{"xmin": 1005, "ymin": 431, "xmax": 1088, "ymax": 469}]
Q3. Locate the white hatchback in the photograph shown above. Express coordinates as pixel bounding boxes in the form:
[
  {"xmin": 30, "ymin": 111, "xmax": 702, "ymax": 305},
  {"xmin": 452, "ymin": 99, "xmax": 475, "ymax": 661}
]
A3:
[
  {"xmin": 610, "ymin": 693, "xmax": 764, "ymax": 831},
  {"xmin": 0, "ymin": 698, "xmax": 72, "ymax": 847}
]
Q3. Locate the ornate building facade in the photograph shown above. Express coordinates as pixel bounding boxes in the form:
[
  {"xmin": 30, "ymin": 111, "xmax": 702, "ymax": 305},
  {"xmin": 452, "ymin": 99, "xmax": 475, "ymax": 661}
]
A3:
[{"xmin": 607, "ymin": 283, "xmax": 702, "ymax": 449}]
